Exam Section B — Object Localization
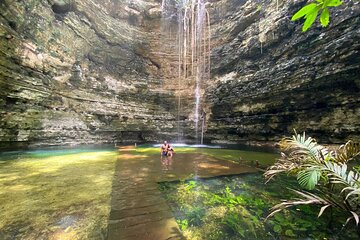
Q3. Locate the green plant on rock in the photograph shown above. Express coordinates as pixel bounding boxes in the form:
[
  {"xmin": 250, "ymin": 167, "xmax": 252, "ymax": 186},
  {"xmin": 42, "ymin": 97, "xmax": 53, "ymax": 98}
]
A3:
[
  {"xmin": 175, "ymin": 180, "xmax": 203, "ymax": 207},
  {"xmin": 292, "ymin": 0, "xmax": 343, "ymax": 31},
  {"xmin": 185, "ymin": 206, "xmax": 206, "ymax": 226},
  {"xmin": 222, "ymin": 211, "xmax": 246, "ymax": 237},
  {"xmin": 183, "ymin": 180, "xmax": 197, "ymax": 191},
  {"xmin": 268, "ymin": 208, "xmax": 321, "ymax": 237},
  {"xmin": 177, "ymin": 219, "xmax": 189, "ymax": 231},
  {"xmin": 204, "ymin": 186, "xmax": 246, "ymax": 207},
  {"xmin": 265, "ymin": 131, "xmax": 360, "ymax": 233}
]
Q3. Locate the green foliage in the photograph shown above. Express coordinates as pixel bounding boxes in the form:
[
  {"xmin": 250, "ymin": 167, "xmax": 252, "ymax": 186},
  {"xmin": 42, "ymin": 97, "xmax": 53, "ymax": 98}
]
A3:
[
  {"xmin": 320, "ymin": 8, "xmax": 330, "ymax": 27},
  {"xmin": 204, "ymin": 186, "xmax": 247, "ymax": 207},
  {"xmin": 256, "ymin": 4, "xmax": 262, "ymax": 11},
  {"xmin": 297, "ymin": 168, "xmax": 321, "ymax": 190},
  {"xmin": 185, "ymin": 206, "xmax": 205, "ymax": 226},
  {"xmin": 160, "ymin": 172, "xmax": 359, "ymax": 239},
  {"xmin": 285, "ymin": 229, "xmax": 297, "ymax": 237},
  {"xmin": 265, "ymin": 132, "xmax": 360, "ymax": 230},
  {"xmin": 177, "ymin": 219, "xmax": 189, "ymax": 231},
  {"xmin": 291, "ymin": 0, "xmax": 343, "ymax": 32},
  {"xmin": 184, "ymin": 180, "xmax": 197, "ymax": 191},
  {"xmin": 222, "ymin": 211, "xmax": 246, "ymax": 237},
  {"xmin": 267, "ymin": 206, "xmax": 328, "ymax": 237},
  {"xmin": 273, "ymin": 224, "xmax": 282, "ymax": 233}
]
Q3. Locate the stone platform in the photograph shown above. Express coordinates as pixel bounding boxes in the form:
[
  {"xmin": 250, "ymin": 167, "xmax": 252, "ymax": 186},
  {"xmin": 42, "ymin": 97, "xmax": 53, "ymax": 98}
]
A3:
[{"xmin": 107, "ymin": 153, "xmax": 258, "ymax": 240}]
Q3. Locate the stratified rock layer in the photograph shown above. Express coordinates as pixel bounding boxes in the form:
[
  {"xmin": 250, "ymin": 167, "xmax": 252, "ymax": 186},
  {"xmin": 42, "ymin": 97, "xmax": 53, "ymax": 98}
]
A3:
[
  {"xmin": 0, "ymin": 0, "xmax": 191, "ymax": 147},
  {"xmin": 0, "ymin": 0, "xmax": 359, "ymax": 147},
  {"xmin": 205, "ymin": 0, "xmax": 360, "ymax": 143}
]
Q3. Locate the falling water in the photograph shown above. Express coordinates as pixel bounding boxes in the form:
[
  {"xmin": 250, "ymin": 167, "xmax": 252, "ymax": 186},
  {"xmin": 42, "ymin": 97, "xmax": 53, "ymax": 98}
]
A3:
[
  {"xmin": 161, "ymin": 0, "xmax": 211, "ymax": 143},
  {"xmin": 200, "ymin": 110, "xmax": 206, "ymax": 145}
]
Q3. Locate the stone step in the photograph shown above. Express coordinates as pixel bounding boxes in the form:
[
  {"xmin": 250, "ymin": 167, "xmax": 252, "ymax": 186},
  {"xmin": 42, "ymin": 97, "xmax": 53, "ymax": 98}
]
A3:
[
  {"xmin": 111, "ymin": 195, "xmax": 168, "ymax": 210},
  {"xmin": 108, "ymin": 210, "xmax": 174, "ymax": 228},
  {"xmin": 109, "ymin": 203, "xmax": 170, "ymax": 220},
  {"xmin": 107, "ymin": 218, "xmax": 184, "ymax": 240}
]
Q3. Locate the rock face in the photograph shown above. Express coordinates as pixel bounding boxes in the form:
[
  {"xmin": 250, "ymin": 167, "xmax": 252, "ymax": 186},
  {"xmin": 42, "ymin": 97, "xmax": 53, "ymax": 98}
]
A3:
[
  {"xmin": 0, "ymin": 0, "xmax": 192, "ymax": 147},
  {"xmin": 0, "ymin": 0, "xmax": 359, "ymax": 148},
  {"xmin": 205, "ymin": 0, "xmax": 360, "ymax": 144}
]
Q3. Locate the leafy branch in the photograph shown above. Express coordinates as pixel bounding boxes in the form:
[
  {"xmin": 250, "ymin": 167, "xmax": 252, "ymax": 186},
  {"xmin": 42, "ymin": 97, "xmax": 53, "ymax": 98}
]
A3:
[{"xmin": 291, "ymin": 0, "xmax": 343, "ymax": 31}]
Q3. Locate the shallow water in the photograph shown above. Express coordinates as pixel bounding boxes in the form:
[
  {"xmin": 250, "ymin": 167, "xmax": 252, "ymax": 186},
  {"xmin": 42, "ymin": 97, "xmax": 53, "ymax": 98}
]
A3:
[
  {"xmin": 159, "ymin": 174, "xmax": 359, "ymax": 240},
  {"xmin": 0, "ymin": 145, "xmax": 285, "ymax": 239},
  {"xmin": 0, "ymin": 147, "xmax": 117, "ymax": 240}
]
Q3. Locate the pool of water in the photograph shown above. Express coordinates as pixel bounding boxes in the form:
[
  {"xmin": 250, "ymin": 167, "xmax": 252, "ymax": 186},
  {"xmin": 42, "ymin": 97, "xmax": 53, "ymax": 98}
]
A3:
[
  {"xmin": 159, "ymin": 174, "xmax": 358, "ymax": 240},
  {"xmin": 3, "ymin": 144, "xmax": 342, "ymax": 239},
  {"xmin": 0, "ymin": 146, "xmax": 118, "ymax": 240}
]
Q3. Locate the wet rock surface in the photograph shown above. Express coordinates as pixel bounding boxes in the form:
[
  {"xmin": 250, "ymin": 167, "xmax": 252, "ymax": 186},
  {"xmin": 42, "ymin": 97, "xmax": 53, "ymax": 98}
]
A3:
[{"xmin": 205, "ymin": 0, "xmax": 360, "ymax": 143}]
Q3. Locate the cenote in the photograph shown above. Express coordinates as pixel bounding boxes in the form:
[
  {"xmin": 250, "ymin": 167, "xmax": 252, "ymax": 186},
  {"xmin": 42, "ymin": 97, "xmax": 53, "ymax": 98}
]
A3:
[{"xmin": 0, "ymin": 0, "xmax": 359, "ymax": 239}]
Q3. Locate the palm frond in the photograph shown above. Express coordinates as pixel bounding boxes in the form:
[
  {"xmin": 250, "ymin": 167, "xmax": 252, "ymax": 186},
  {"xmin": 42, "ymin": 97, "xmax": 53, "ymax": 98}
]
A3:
[
  {"xmin": 280, "ymin": 132, "xmax": 326, "ymax": 163},
  {"xmin": 266, "ymin": 132, "xmax": 360, "ymax": 232},
  {"xmin": 264, "ymin": 152, "xmax": 303, "ymax": 182},
  {"xmin": 323, "ymin": 161, "xmax": 360, "ymax": 188},
  {"xmin": 333, "ymin": 141, "xmax": 360, "ymax": 163},
  {"xmin": 265, "ymin": 132, "xmax": 324, "ymax": 182},
  {"xmin": 318, "ymin": 204, "xmax": 331, "ymax": 217},
  {"xmin": 297, "ymin": 167, "xmax": 321, "ymax": 190},
  {"xmin": 345, "ymin": 189, "xmax": 360, "ymax": 200},
  {"xmin": 350, "ymin": 211, "xmax": 360, "ymax": 226},
  {"xmin": 322, "ymin": 161, "xmax": 360, "ymax": 205},
  {"xmin": 266, "ymin": 189, "xmax": 329, "ymax": 221}
]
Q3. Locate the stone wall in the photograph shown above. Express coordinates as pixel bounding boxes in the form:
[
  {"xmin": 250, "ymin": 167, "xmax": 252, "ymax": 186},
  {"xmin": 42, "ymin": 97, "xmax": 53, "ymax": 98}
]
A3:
[
  {"xmin": 205, "ymin": 0, "xmax": 360, "ymax": 144},
  {"xmin": 0, "ymin": 0, "xmax": 191, "ymax": 147}
]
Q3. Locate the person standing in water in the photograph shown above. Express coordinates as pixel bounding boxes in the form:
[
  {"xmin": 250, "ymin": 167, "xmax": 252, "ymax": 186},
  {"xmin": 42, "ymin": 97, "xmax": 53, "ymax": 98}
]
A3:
[
  {"xmin": 160, "ymin": 141, "xmax": 174, "ymax": 170},
  {"xmin": 160, "ymin": 141, "xmax": 175, "ymax": 157},
  {"xmin": 167, "ymin": 145, "xmax": 175, "ymax": 157},
  {"xmin": 161, "ymin": 141, "xmax": 170, "ymax": 156}
]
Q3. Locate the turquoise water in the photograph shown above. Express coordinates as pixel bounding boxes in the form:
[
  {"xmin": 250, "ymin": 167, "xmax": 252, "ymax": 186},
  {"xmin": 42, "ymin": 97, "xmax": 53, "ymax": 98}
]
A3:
[{"xmin": 0, "ymin": 144, "xmax": 115, "ymax": 160}]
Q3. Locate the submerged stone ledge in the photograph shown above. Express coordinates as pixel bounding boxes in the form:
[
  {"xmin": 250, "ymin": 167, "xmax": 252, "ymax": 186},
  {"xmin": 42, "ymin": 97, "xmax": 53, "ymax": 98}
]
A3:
[{"xmin": 107, "ymin": 152, "xmax": 259, "ymax": 239}]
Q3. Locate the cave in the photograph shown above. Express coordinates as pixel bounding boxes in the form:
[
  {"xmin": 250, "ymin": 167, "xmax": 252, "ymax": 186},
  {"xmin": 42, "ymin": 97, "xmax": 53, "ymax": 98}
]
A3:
[{"xmin": 0, "ymin": 0, "xmax": 359, "ymax": 239}]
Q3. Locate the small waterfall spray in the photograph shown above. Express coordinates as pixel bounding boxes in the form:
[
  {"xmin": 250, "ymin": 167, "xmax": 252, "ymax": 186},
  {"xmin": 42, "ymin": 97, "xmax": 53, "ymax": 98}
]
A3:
[{"xmin": 161, "ymin": 0, "xmax": 211, "ymax": 143}]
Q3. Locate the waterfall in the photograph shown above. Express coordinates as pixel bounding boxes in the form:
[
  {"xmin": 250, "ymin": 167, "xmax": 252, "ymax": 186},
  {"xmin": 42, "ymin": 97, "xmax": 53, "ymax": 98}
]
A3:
[
  {"xmin": 200, "ymin": 110, "xmax": 206, "ymax": 145},
  {"xmin": 161, "ymin": 0, "xmax": 211, "ymax": 143}
]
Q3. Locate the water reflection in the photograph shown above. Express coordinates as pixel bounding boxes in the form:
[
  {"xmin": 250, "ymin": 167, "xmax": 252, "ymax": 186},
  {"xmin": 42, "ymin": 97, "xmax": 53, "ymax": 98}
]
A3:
[{"xmin": 161, "ymin": 155, "xmax": 173, "ymax": 171}]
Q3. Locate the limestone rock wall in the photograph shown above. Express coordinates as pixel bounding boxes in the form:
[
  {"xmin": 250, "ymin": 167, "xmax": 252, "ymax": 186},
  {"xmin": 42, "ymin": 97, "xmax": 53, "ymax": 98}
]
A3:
[
  {"xmin": 205, "ymin": 0, "xmax": 360, "ymax": 143},
  {"xmin": 0, "ymin": 0, "xmax": 359, "ymax": 147},
  {"xmin": 0, "ymin": 0, "xmax": 189, "ymax": 147}
]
